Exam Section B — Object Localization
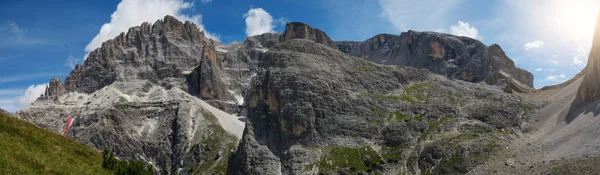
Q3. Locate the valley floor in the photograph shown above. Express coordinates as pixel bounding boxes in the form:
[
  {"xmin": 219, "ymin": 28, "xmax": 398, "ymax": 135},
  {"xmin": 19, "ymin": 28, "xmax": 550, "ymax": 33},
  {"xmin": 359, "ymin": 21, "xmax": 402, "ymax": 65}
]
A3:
[{"xmin": 471, "ymin": 76, "xmax": 600, "ymax": 174}]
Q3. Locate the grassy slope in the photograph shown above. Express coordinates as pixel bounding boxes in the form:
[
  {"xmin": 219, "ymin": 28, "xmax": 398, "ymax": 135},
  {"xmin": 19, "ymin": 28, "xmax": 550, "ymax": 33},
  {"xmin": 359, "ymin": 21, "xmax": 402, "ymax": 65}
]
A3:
[{"xmin": 0, "ymin": 112, "xmax": 111, "ymax": 175}]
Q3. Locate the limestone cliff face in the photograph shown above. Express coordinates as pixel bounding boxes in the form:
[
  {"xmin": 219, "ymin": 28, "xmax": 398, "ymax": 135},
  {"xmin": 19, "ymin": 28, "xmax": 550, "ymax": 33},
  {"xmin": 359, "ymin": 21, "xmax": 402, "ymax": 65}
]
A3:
[
  {"xmin": 64, "ymin": 15, "xmax": 212, "ymax": 95},
  {"xmin": 228, "ymin": 39, "xmax": 538, "ymax": 174},
  {"xmin": 577, "ymin": 12, "xmax": 600, "ymax": 103},
  {"xmin": 281, "ymin": 22, "xmax": 335, "ymax": 48},
  {"xmin": 17, "ymin": 16, "xmax": 246, "ymax": 174},
  {"xmin": 335, "ymin": 32, "xmax": 534, "ymax": 90},
  {"xmin": 41, "ymin": 78, "xmax": 66, "ymax": 101}
]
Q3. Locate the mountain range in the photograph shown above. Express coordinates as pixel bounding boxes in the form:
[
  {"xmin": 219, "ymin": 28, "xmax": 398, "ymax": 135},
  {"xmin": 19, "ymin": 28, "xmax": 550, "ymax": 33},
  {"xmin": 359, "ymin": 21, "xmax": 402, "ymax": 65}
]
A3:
[{"xmin": 5, "ymin": 13, "xmax": 600, "ymax": 174}]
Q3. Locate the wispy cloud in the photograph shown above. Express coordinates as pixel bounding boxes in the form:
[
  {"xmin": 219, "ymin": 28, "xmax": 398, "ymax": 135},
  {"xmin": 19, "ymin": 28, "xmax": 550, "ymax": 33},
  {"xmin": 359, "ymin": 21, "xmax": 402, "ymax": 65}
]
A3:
[
  {"xmin": 0, "ymin": 98, "xmax": 18, "ymax": 113},
  {"xmin": 572, "ymin": 45, "xmax": 589, "ymax": 67},
  {"xmin": 535, "ymin": 68, "xmax": 556, "ymax": 72},
  {"xmin": 524, "ymin": 40, "xmax": 544, "ymax": 50},
  {"xmin": 65, "ymin": 55, "xmax": 80, "ymax": 69},
  {"xmin": 84, "ymin": 0, "xmax": 217, "ymax": 61},
  {"xmin": 542, "ymin": 74, "xmax": 566, "ymax": 81},
  {"xmin": 449, "ymin": 21, "xmax": 481, "ymax": 39},
  {"xmin": 3, "ymin": 21, "xmax": 23, "ymax": 36},
  {"xmin": 0, "ymin": 73, "xmax": 62, "ymax": 85},
  {"xmin": 0, "ymin": 89, "xmax": 25, "ymax": 96},
  {"xmin": 0, "ymin": 21, "xmax": 51, "ymax": 47},
  {"xmin": 200, "ymin": 0, "xmax": 212, "ymax": 4}
]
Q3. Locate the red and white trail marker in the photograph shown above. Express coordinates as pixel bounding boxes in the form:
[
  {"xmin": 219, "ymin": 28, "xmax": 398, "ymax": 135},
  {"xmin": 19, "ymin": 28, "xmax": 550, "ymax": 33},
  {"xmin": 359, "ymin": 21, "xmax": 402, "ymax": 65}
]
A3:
[{"xmin": 62, "ymin": 117, "xmax": 74, "ymax": 136}]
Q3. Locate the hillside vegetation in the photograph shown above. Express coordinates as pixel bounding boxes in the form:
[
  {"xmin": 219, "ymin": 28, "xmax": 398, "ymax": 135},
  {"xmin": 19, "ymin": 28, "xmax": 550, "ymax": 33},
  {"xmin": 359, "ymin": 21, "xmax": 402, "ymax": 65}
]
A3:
[{"xmin": 0, "ymin": 112, "xmax": 111, "ymax": 175}]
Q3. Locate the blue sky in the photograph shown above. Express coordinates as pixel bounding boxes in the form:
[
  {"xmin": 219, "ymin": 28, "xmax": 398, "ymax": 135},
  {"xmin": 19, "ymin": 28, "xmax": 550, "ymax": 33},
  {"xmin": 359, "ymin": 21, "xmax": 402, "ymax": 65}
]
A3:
[{"xmin": 1, "ymin": 0, "xmax": 599, "ymax": 112}]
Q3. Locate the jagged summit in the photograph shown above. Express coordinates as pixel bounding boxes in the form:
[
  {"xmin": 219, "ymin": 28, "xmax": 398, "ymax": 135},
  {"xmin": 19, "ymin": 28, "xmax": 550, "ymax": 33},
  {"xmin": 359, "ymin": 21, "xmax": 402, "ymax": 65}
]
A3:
[
  {"xmin": 17, "ymin": 15, "xmax": 548, "ymax": 174},
  {"xmin": 65, "ymin": 15, "xmax": 211, "ymax": 94},
  {"xmin": 576, "ymin": 12, "xmax": 600, "ymax": 103},
  {"xmin": 334, "ymin": 28, "xmax": 534, "ymax": 90},
  {"xmin": 281, "ymin": 22, "xmax": 335, "ymax": 48}
]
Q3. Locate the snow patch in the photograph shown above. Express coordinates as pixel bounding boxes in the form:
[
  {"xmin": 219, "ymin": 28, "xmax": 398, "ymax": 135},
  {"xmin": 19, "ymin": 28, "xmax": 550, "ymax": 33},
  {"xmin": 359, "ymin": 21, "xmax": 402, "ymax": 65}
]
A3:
[
  {"xmin": 216, "ymin": 48, "xmax": 229, "ymax": 53},
  {"xmin": 254, "ymin": 48, "xmax": 269, "ymax": 53}
]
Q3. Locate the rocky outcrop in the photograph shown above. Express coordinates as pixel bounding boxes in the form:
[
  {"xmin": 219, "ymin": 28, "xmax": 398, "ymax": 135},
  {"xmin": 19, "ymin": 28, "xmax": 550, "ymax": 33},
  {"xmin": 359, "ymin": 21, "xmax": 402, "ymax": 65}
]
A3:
[
  {"xmin": 41, "ymin": 78, "xmax": 66, "ymax": 101},
  {"xmin": 215, "ymin": 33, "xmax": 282, "ymax": 108},
  {"xmin": 577, "ymin": 12, "xmax": 600, "ymax": 103},
  {"xmin": 187, "ymin": 40, "xmax": 237, "ymax": 112},
  {"xmin": 281, "ymin": 22, "xmax": 335, "ymax": 48},
  {"xmin": 335, "ymin": 32, "xmax": 534, "ymax": 90},
  {"xmin": 18, "ymin": 82, "xmax": 242, "ymax": 174},
  {"xmin": 17, "ymin": 16, "xmax": 246, "ymax": 174},
  {"xmin": 64, "ymin": 16, "xmax": 211, "ymax": 94},
  {"xmin": 228, "ymin": 39, "xmax": 538, "ymax": 174}
]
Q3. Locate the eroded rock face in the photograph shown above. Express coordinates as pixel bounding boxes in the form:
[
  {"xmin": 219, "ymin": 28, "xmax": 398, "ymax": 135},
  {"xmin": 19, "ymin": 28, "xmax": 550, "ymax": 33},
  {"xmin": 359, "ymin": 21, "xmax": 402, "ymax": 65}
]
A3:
[
  {"xmin": 215, "ymin": 33, "xmax": 282, "ymax": 110},
  {"xmin": 335, "ymin": 32, "xmax": 534, "ymax": 90},
  {"xmin": 17, "ymin": 16, "xmax": 246, "ymax": 174},
  {"xmin": 64, "ymin": 15, "xmax": 210, "ymax": 94},
  {"xmin": 282, "ymin": 22, "xmax": 335, "ymax": 48},
  {"xmin": 228, "ymin": 39, "xmax": 538, "ymax": 174},
  {"xmin": 41, "ymin": 78, "xmax": 66, "ymax": 101},
  {"xmin": 577, "ymin": 12, "xmax": 600, "ymax": 103},
  {"xmin": 18, "ymin": 82, "xmax": 241, "ymax": 174}
]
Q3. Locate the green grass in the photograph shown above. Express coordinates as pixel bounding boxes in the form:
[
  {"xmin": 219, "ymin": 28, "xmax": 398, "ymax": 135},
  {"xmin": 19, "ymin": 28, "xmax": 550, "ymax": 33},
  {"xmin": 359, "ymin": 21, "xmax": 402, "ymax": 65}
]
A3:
[
  {"xmin": 0, "ymin": 113, "xmax": 111, "ymax": 175},
  {"xmin": 419, "ymin": 115, "xmax": 457, "ymax": 141},
  {"xmin": 362, "ymin": 82, "xmax": 433, "ymax": 105},
  {"xmin": 308, "ymin": 146, "xmax": 383, "ymax": 174}
]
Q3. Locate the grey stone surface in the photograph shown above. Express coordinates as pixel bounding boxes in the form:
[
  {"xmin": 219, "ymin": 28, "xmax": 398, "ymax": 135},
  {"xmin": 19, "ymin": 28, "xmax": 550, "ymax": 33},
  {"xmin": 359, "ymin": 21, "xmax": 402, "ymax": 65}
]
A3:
[
  {"xmin": 228, "ymin": 39, "xmax": 539, "ymax": 174},
  {"xmin": 335, "ymin": 32, "xmax": 534, "ymax": 91},
  {"xmin": 41, "ymin": 78, "xmax": 66, "ymax": 101},
  {"xmin": 577, "ymin": 12, "xmax": 600, "ymax": 103},
  {"xmin": 281, "ymin": 22, "xmax": 335, "ymax": 48},
  {"xmin": 15, "ymin": 17, "xmax": 546, "ymax": 175},
  {"xmin": 16, "ymin": 16, "xmax": 247, "ymax": 174}
]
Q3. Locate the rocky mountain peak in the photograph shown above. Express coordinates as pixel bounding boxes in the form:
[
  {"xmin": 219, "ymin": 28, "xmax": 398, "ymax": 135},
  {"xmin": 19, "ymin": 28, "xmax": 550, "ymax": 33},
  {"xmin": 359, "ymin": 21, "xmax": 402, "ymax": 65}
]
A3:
[
  {"xmin": 335, "ymin": 30, "xmax": 534, "ymax": 89},
  {"xmin": 42, "ymin": 78, "xmax": 66, "ymax": 101},
  {"xmin": 282, "ymin": 22, "xmax": 335, "ymax": 48},
  {"xmin": 576, "ymin": 12, "xmax": 600, "ymax": 103},
  {"xmin": 64, "ymin": 15, "xmax": 211, "ymax": 94}
]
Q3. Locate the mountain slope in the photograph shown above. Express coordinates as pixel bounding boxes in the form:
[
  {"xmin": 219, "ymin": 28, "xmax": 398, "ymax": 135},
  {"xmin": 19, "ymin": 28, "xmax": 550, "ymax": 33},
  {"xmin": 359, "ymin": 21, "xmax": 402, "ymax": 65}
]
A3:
[
  {"xmin": 228, "ymin": 39, "xmax": 539, "ymax": 174},
  {"xmin": 16, "ymin": 16, "xmax": 244, "ymax": 174},
  {"xmin": 335, "ymin": 31, "xmax": 534, "ymax": 92},
  {"xmin": 0, "ymin": 109, "xmax": 111, "ymax": 175},
  {"xmin": 467, "ymin": 12, "xmax": 600, "ymax": 175}
]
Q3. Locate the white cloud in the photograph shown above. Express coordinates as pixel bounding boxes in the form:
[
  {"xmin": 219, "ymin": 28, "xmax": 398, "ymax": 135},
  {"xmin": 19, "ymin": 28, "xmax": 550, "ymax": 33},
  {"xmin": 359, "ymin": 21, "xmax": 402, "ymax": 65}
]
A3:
[
  {"xmin": 379, "ymin": 0, "xmax": 463, "ymax": 31},
  {"xmin": 84, "ymin": 0, "xmax": 218, "ymax": 60},
  {"xmin": 573, "ymin": 55, "xmax": 586, "ymax": 67},
  {"xmin": 543, "ymin": 74, "xmax": 566, "ymax": 81},
  {"xmin": 572, "ymin": 45, "xmax": 590, "ymax": 67},
  {"xmin": 449, "ymin": 21, "xmax": 480, "ymax": 39},
  {"xmin": 200, "ymin": 0, "xmax": 212, "ymax": 4},
  {"xmin": 1, "ymin": 21, "xmax": 23, "ymax": 36},
  {"xmin": 244, "ymin": 8, "xmax": 275, "ymax": 37},
  {"xmin": 65, "ymin": 55, "xmax": 79, "ymax": 69},
  {"xmin": 14, "ymin": 84, "xmax": 47, "ymax": 108},
  {"xmin": 524, "ymin": 40, "xmax": 544, "ymax": 50},
  {"xmin": 549, "ymin": 60, "xmax": 559, "ymax": 65},
  {"xmin": 535, "ymin": 68, "xmax": 557, "ymax": 72}
]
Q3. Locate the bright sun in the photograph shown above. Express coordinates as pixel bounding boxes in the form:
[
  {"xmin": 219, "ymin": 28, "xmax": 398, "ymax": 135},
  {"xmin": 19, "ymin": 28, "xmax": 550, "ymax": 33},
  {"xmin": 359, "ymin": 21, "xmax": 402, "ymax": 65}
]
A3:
[{"xmin": 556, "ymin": 1, "xmax": 599, "ymax": 40}]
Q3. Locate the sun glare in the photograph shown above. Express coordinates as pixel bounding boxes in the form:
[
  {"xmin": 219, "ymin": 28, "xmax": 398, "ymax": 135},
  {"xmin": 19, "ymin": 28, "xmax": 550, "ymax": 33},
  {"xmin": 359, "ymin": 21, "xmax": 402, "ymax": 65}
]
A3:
[{"xmin": 556, "ymin": 1, "xmax": 599, "ymax": 40}]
